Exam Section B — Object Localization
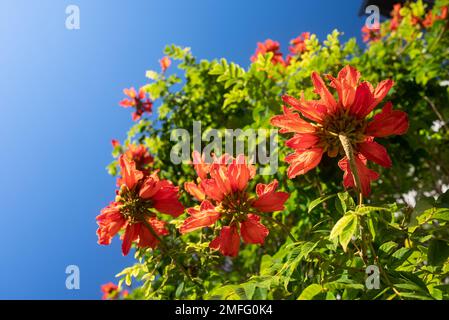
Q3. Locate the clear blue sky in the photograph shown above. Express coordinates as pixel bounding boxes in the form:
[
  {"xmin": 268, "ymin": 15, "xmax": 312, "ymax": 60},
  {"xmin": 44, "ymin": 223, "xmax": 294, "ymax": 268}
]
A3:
[{"xmin": 0, "ymin": 0, "xmax": 365, "ymax": 299}]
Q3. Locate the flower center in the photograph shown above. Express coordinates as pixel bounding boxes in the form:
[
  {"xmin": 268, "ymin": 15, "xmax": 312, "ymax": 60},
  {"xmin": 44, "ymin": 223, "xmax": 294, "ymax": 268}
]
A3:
[
  {"xmin": 117, "ymin": 187, "xmax": 153, "ymax": 224},
  {"xmin": 219, "ymin": 191, "xmax": 252, "ymax": 222},
  {"xmin": 318, "ymin": 109, "xmax": 367, "ymax": 157}
]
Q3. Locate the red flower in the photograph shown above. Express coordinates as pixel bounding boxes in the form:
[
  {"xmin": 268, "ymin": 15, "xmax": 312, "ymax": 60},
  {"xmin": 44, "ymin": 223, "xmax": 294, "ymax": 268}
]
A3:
[
  {"xmin": 119, "ymin": 87, "xmax": 153, "ymax": 121},
  {"xmin": 338, "ymin": 154, "xmax": 380, "ymax": 197},
  {"xmin": 440, "ymin": 6, "xmax": 448, "ymax": 20},
  {"xmin": 97, "ymin": 155, "xmax": 184, "ymax": 255},
  {"xmin": 123, "ymin": 143, "xmax": 154, "ymax": 174},
  {"xmin": 365, "ymin": 102, "xmax": 408, "ymax": 137},
  {"xmin": 284, "ymin": 148, "xmax": 324, "ymax": 178},
  {"xmin": 423, "ymin": 11, "xmax": 435, "ymax": 28},
  {"xmin": 422, "ymin": 6, "xmax": 448, "ymax": 28},
  {"xmin": 251, "ymin": 39, "xmax": 286, "ymax": 66},
  {"xmin": 111, "ymin": 139, "xmax": 120, "ymax": 148},
  {"xmin": 180, "ymin": 153, "xmax": 289, "ymax": 257},
  {"xmin": 252, "ymin": 180, "xmax": 290, "ymax": 212},
  {"xmin": 192, "ymin": 150, "xmax": 211, "ymax": 180},
  {"xmin": 101, "ymin": 282, "xmax": 128, "ymax": 300},
  {"xmin": 289, "ymin": 32, "xmax": 310, "ymax": 55},
  {"xmin": 184, "ymin": 181, "xmax": 206, "ymax": 201},
  {"xmin": 361, "ymin": 25, "xmax": 380, "ymax": 43},
  {"xmin": 180, "ymin": 200, "xmax": 220, "ymax": 234},
  {"xmin": 270, "ymin": 65, "xmax": 409, "ymax": 196},
  {"xmin": 97, "ymin": 202, "xmax": 126, "ymax": 246},
  {"xmin": 209, "ymin": 225, "xmax": 240, "ymax": 257},
  {"xmin": 240, "ymin": 214, "xmax": 269, "ymax": 245},
  {"xmin": 101, "ymin": 283, "xmax": 119, "ymax": 300},
  {"xmin": 159, "ymin": 56, "xmax": 171, "ymax": 72},
  {"xmin": 390, "ymin": 3, "xmax": 402, "ymax": 31}
]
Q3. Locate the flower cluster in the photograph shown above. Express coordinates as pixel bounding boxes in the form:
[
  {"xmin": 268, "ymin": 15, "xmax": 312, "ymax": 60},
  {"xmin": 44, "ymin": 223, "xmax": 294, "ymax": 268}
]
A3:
[
  {"xmin": 159, "ymin": 56, "xmax": 171, "ymax": 72},
  {"xmin": 101, "ymin": 282, "xmax": 128, "ymax": 300},
  {"xmin": 271, "ymin": 65, "xmax": 409, "ymax": 196},
  {"xmin": 391, "ymin": 3, "xmax": 448, "ymax": 31},
  {"xmin": 390, "ymin": 3, "xmax": 403, "ymax": 31},
  {"xmin": 362, "ymin": 3, "xmax": 448, "ymax": 43},
  {"xmin": 180, "ymin": 152, "xmax": 289, "ymax": 257},
  {"xmin": 96, "ymin": 155, "xmax": 184, "ymax": 255},
  {"xmin": 250, "ymin": 33, "xmax": 311, "ymax": 66},
  {"xmin": 251, "ymin": 39, "xmax": 286, "ymax": 66},
  {"xmin": 361, "ymin": 25, "xmax": 381, "ymax": 43},
  {"xmin": 289, "ymin": 32, "xmax": 310, "ymax": 55},
  {"xmin": 111, "ymin": 141, "xmax": 154, "ymax": 175},
  {"xmin": 122, "ymin": 143, "xmax": 154, "ymax": 175},
  {"xmin": 421, "ymin": 5, "xmax": 447, "ymax": 28},
  {"xmin": 119, "ymin": 87, "xmax": 153, "ymax": 121}
]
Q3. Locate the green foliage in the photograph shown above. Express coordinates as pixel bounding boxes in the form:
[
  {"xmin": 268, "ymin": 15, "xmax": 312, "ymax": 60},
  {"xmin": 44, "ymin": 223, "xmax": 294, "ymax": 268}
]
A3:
[{"xmin": 110, "ymin": 0, "xmax": 449, "ymax": 300}]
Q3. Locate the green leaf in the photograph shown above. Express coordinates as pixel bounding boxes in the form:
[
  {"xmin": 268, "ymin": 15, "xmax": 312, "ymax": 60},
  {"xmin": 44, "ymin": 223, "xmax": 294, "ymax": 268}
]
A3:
[
  {"xmin": 433, "ymin": 209, "xmax": 449, "ymax": 222},
  {"xmin": 145, "ymin": 70, "xmax": 159, "ymax": 80},
  {"xmin": 324, "ymin": 280, "xmax": 364, "ymax": 291},
  {"xmin": 367, "ymin": 217, "xmax": 376, "ymax": 241},
  {"xmin": 339, "ymin": 217, "xmax": 358, "ymax": 252},
  {"xmin": 308, "ymin": 194, "xmax": 336, "ymax": 213},
  {"xmin": 329, "ymin": 214, "xmax": 354, "ymax": 240},
  {"xmin": 391, "ymin": 247, "xmax": 413, "ymax": 265},
  {"xmin": 175, "ymin": 282, "xmax": 184, "ymax": 298},
  {"xmin": 379, "ymin": 241, "xmax": 399, "ymax": 256},
  {"xmin": 416, "ymin": 208, "xmax": 449, "ymax": 225},
  {"xmin": 330, "ymin": 213, "xmax": 358, "ymax": 252},
  {"xmin": 297, "ymin": 284, "xmax": 323, "ymax": 300},
  {"xmin": 334, "ymin": 192, "xmax": 357, "ymax": 216},
  {"xmin": 428, "ymin": 239, "xmax": 449, "ymax": 266},
  {"xmin": 356, "ymin": 206, "xmax": 390, "ymax": 215}
]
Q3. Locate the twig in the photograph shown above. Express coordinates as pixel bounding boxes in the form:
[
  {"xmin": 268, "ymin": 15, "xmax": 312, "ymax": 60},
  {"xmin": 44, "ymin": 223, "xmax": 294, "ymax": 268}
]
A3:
[
  {"xmin": 423, "ymin": 95, "xmax": 449, "ymax": 134},
  {"xmin": 261, "ymin": 213, "xmax": 297, "ymax": 243},
  {"xmin": 363, "ymin": 219, "xmax": 403, "ymax": 300},
  {"xmin": 338, "ymin": 134, "xmax": 363, "ymax": 206},
  {"xmin": 141, "ymin": 219, "xmax": 196, "ymax": 284}
]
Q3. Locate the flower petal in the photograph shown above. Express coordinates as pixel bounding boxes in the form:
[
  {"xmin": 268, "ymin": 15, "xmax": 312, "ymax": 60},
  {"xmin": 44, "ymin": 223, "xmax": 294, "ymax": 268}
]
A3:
[
  {"xmin": 180, "ymin": 200, "xmax": 220, "ymax": 234},
  {"xmin": 370, "ymin": 79, "xmax": 394, "ymax": 110},
  {"xmin": 119, "ymin": 155, "xmax": 143, "ymax": 190},
  {"xmin": 338, "ymin": 154, "xmax": 380, "ymax": 197},
  {"xmin": 252, "ymin": 180, "xmax": 289, "ymax": 212},
  {"xmin": 327, "ymin": 65, "xmax": 360, "ymax": 108},
  {"xmin": 228, "ymin": 155, "xmax": 252, "ymax": 192},
  {"xmin": 184, "ymin": 181, "xmax": 206, "ymax": 201},
  {"xmin": 200, "ymin": 178, "xmax": 224, "ymax": 202},
  {"xmin": 365, "ymin": 102, "xmax": 409, "ymax": 137},
  {"xmin": 96, "ymin": 203, "xmax": 126, "ymax": 245},
  {"xmin": 209, "ymin": 225, "xmax": 240, "ymax": 257},
  {"xmin": 137, "ymin": 218, "xmax": 168, "ymax": 249},
  {"xmin": 285, "ymin": 148, "xmax": 324, "ymax": 179},
  {"xmin": 311, "ymin": 71, "xmax": 337, "ymax": 113},
  {"xmin": 139, "ymin": 172, "xmax": 161, "ymax": 199},
  {"xmin": 121, "ymin": 223, "xmax": 140, "ymax": 256},
  {"xmin": 285, "ymin": 133, "xmax": 320, "ymax": 150},
  {"xmin": 282, "ymin": 95, "xmax": 327, "ymax": 123},
  {"xmin": 192, "ymin": 151, "xmax": 210, "ymax": 180},
  {"xmin": 270, "ymin": 105, "xmax": 317, "ymax": 134},
  {"xmin": 209, "ymin": 164, "xmax": 233, "ymax": 196},
  {"xmin": 152, "ymin": 181, "xmax": 185, "ymax": 217},
  {"xmin": 349, "ymin": 82, "xmax": 375, "ymax": 118},
  {"xmin": 358, "ymin": 140, "xmax": 392, "ymax": 168},
  {"xmin": 241, "ymin": 214, "xmax": 269, "ymax": 245}
]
